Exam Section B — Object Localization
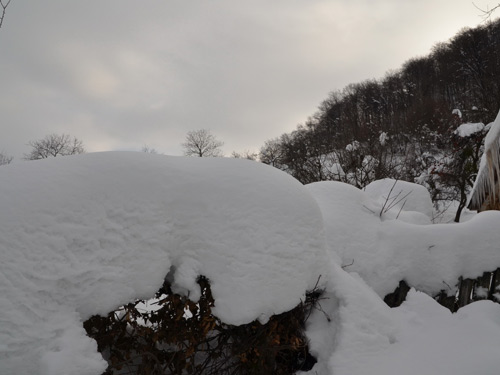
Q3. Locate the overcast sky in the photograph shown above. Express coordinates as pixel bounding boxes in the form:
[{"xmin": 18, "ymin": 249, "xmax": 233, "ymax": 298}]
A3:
[{"xmin": 0, "ymin": 1, "xmax": 495, "ymax": 159}]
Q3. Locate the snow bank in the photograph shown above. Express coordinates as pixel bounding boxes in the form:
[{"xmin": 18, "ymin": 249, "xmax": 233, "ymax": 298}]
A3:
[
  {"xmin": 305, "ymin": 180, "xmax": 500, "ymax": 375},
  {"xmin": 305, "ymin": 261, "xmax": 500, "ymax": 375},
  {"xmin": 364, "ymin": 178, "xmax": 434, "ymax": 223},
  {"xmin": 329, "ymin": 288, "xmax": 500, "ymax": 375},
  {"xmin": 307, "ymin": 180, "xmax": 500, "ymax": 298},
  {"xmin": 304, "ymin": 265, "xmax": 398, "ymax": 375},
  {"xmin": 0, "ymin": 152, "xmax": 328, "ymax": 375}
]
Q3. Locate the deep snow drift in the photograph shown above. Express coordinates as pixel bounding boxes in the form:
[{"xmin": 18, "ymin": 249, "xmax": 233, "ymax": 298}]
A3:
[
  {"xmin": 307, "ymin": 179, "xmax": 500, "ymax": 298},
  {"xmin": 306, "ymin": 179, "xmax": 500, "ymax": 375},
  {"xmin": 0, "ymin": 152, "xmax": 328, "ymax": 375},
  {"xmin": 2, "ymin": 152, "xmax": 500, "ymax": 375}
]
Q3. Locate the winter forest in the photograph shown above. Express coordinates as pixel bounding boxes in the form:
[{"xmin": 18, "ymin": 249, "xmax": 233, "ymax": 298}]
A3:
[
  {"xmin": 259, "ymin": 18, "xmax": 500, "ymax": 223},
  {"xmin": 2, "ymin": 11, "xmax": 500, "ymax": 375}
]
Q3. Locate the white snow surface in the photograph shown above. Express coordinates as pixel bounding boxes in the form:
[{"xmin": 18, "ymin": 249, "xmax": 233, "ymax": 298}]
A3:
[
  {"xmin": 452, "ymin": 108, "xmax": 462, "ymax": 118},
  {"xmin": 378, "ymin": 132, "xmax": 388, "ymax": 146},
  {"xmin": 454, "ymin": 121, "xmax": 484, "ymax": 138},
  {"xmin": 364, "ymin": 178, "xmax": 434, "ymax": 223},
  {"xmin": 3, "ymin": 151, "xmax": 500, "ymax": 375},
  {"xmin": 307, "ymin": 180, "xmax": 500, "ymax": 298},
  {"xmin": 326, "ymin": 288, "xmax": 500, "ymax": 375},
  {"xmin": 0, "ymin": 152, "xmax": 327, "ymax": 374},
  {"xmin": 305, "ymin": 180, "xmax": 500, "ymax": 375},
  {"xmin": 345, "ymin": 140, "xmax": 360, "ymax": 152}
]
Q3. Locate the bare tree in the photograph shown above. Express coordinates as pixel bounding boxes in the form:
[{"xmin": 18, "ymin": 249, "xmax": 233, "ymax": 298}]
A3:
[
  {"xmin": 259, "ymin": 138, "xmax": 285, "ymax": 168},
  {"xmin": 0, "ymin": 151, "xmax": 13, "ymax": 165},
  {"xmin": 182, "ymin": 129, "xmax": 224, "ymax": 157},
  {"xmin": 24, "ymin": 134, "xmax": 85, "ymax": 160},
  {"xmin": 141, "ymin": 145, "xmax": 159, "ymax": 154},
  {"xmin": 0, "ymin": 0, "xmax": 11, "ymax": 29}
]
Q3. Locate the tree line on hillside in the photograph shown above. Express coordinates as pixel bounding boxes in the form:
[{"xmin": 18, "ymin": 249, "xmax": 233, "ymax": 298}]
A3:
[
  {"xmin": 0, "ymin": 129, "xmax": 239, "ymax": 167},
  {"xmin": 0, "ymin": 133, "xmax": 85, "ymax": 166},
  {"xmin": 258, "ymin": 18, "xmax": 500, "ymax": 221}
]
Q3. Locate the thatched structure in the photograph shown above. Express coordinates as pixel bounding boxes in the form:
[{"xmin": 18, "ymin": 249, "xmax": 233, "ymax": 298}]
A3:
[{"xmin": 468, "ymin": 110, "xmax": 500, "ymax": 212}]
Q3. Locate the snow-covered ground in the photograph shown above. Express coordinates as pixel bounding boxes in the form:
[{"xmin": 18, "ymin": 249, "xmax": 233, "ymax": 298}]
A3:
[
  {"xmin": 306, "ymin": 179, "xmax": 500, "ymax": 375},
  {"xmin": 1, "ymin": 151, "xmax": 500, "ymax": 375},
  {"xmin": 307, "ymin": 179, "xmax": 500, "ymax": 298}
]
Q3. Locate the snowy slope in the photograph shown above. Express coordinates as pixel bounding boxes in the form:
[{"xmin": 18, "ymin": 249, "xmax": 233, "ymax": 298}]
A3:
[{"xmin": 0, "ymin": 152, "xmax": 328, "ymax": 375}]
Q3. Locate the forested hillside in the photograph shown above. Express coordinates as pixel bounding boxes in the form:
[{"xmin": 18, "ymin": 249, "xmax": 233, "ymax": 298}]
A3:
[{"xmin": 260, "ymin": 18, "xmax": 500, "ymax": 221}]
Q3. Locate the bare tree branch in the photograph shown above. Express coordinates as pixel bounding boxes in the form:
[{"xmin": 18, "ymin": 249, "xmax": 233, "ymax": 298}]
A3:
[
  {"xmin": 0, "ymin": 0, "xmax": 12, "ymax": 29},
  {"xmin": 473, "ymin": 2, "xmax": 500, "ymax": 19}
]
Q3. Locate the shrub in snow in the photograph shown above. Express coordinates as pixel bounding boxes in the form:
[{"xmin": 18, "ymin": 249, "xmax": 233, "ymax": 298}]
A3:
[
  {"xmin": 416, "ymin": 118, "xmax": 488, "ymax": 222},
  {"xmin": 84, "ymin": 276, "xmax": 322, "ymax": 374}
]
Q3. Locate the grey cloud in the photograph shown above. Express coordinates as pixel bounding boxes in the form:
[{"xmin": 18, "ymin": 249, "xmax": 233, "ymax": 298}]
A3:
[{"xmin": 0, "ymin": 0, "xmax": 487, "ymax": 160}]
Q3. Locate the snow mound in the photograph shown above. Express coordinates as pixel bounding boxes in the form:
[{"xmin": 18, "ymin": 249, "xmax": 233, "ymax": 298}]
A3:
[
  {"xmin": 330, "ymin": 288, "xmax": 500, "ymax": 375},
  {"xmin": 307, "ymin": 181, "xmax": 500, "ymax": 298},
  {"xmin": 454, "ymin": 122, "xmax": 484, "ymax": 138},
  {"xmin": 0, "ymin": 152, "xmax": 328, "ymax": 375},
  {"xmin": 364, "ymin": 178, "xmax": 434, "ymax": 223},
  {"xmin": 306, "ymin": 180, "xmax": 500, "ymax": 375},
  {"xmin": 306, "ymin": 181, "xmax": 379, "ymax": 265}
]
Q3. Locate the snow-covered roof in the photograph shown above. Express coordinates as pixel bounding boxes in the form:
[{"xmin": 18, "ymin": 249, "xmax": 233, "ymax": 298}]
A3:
[{"xmin": 468, "ymin": 110, "xmax": 500, "ymax": 210}]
